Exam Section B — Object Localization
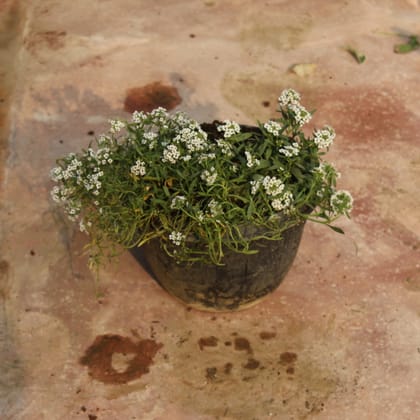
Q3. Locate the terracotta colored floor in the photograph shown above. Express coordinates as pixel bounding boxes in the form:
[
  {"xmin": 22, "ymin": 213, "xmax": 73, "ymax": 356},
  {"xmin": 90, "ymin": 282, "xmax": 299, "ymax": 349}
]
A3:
[{"xmin": 1, "ymin": 0, "xmax": 420, "ymax": 419}]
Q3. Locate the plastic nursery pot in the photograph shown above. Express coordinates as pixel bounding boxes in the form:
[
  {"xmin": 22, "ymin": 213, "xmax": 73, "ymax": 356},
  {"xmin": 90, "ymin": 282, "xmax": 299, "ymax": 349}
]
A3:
[{"xmin": 130, "ymin": 221, "xmax": 306, "ymax": 312}]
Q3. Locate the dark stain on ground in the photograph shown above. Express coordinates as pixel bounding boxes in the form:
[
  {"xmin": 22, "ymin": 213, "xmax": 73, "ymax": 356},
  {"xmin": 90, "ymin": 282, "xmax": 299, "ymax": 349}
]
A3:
[
  {"xmin": 259, "ymin": 331, "xmax": 276, "ymax": 340},
  {"xmin": 244, "ymin": 358, "xmax": 260, "ymax": 370},
  {"xmin": 198, "ymin": 336, "xmax": 218, "ymax": 350},
  {"xmin": 79, "ymin": 334, "xmax": 163, "ymax": 384},
  {"xmin": 206, "ymin": 367, "xmax": 217, "ymax": 381},
  {"xmin": 279, "ymin": 351, "xmax": 298, "ymax": 365},
  {"xmin": 286, "ymin": 366, "xmax": 295, "ymax": 374},
  {"xmin": 224, "ymin": 362, "xmax": 233, "ymax": 374},
  {"xmin": 124, "ymin": 82, "xmax": 182, "ymax": 113},
  {"xmin": 262, "ymin": 100, "xmax": 270, "ymax": 107},
  {"xmin": 0, "ymin": 260, "xmax": 10, "ymax": 299},
  {"xmin": 88, "ymin": 415, "xmax": 97, "ymax": 420},
  {"xmin": 234, "ymin": 337, "xmax": 252, "ymax": 354}
]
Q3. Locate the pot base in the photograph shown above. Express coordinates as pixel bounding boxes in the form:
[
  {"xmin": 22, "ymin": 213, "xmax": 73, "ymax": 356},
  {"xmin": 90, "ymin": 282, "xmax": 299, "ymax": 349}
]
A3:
[{"xmin": 131, "ymin": 221, "xmax": 306, "ymax": 312}]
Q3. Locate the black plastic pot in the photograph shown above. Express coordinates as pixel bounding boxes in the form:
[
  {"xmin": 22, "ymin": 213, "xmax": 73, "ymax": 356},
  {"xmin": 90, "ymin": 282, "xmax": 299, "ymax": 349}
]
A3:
[{"xmin": 130, "ymin": 221, "xmax": 306, "ymax": 312}]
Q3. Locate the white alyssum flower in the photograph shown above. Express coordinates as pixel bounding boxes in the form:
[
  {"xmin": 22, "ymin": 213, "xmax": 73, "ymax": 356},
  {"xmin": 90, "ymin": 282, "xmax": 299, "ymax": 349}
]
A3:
[
  {"xmin": 170, "ymin": 195, "xmax": 187, "ymax": 209},
  {"xmin": 169, "ymin": 231, "xmax": 185, "ymax": 246},
  {"xmin": 173, "ymin": 125, "xmax": 208, "ymax": 152},
  {"xmin": 279, "ymin": 142, "xmax": 300, "ymax": 157},
  {"xmin": 50, "ymin": 186, "xmax": 61, "ymax": 202},
  {"xmin": 278, "ymin": 88, "xmax": 301, "ymax": 107},
  {"xmin": 171, "ymin": 111, "xmax": 192, "ymax": 128},
  {"xmin": 330, "ymin": 190, "xmax": 353, "ymax": 215},
  {"xmin": 288, "ymin": 103, "xmax": 312, "ymax": 127},
  {"xmin": 216, "ymin": 138, "xmax": 233, "ymax": 156},
  {"xmin": 314, "ymin": 162, "xmax": 341, "ymax": 180},
  {"xmin": 313, "ymin": 126, "xmax": 335, "ymax": 149},
  {"xmin": 250, "ymin": 180, "xmax": 261, "ymax": 195},
  {"xmin": 141, "ymin": 132, "xmax": 158, "ymax": 150},
  {"xmin": 208, "ymin": 199, "xmax": 222, "ymax": 217},
  {"xmin": 217, "ymin": 120, "xmax": 241, "ymax": 139},
  {"xmin": 109, "ymin": 119, "xmax": 125, "ymax": 134},
  {"xmin": 132, "ymin": 110, "xmax": 147, "ymax": 123},
  {"xmin": 201, "ymin": 167, "xmax": 217, "ymax": 186},
  {"xmin": 263, "ymin": 120, "xmax": 282, "ymax": 136},
  {"xmin": 271, "ymin": 191, "xmax": 293, "ymax": 212},
  {"xmin": 262, "ymin": 176, "xmax": 285, "ymax": 197},
  {"xmin": 198, "ymin": 153, "xmax": 216, "ymax": 164},
  {"xmin": 130, "ymin": 159, "xmax": 146, "ymax": 176},
  {"xmin": 162, "ymin": 144, "xmax": 181, "ymax": 163},
  {"xmin": 245, "ymin": 151, "xmax": 260, "ymax": 168}
]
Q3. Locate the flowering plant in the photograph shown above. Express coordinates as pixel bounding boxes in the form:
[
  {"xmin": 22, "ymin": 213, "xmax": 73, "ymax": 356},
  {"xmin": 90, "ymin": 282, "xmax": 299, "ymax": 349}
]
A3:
[{"xmin": 51, "ymin": 89, "xmax": 352, "ymax": 266}]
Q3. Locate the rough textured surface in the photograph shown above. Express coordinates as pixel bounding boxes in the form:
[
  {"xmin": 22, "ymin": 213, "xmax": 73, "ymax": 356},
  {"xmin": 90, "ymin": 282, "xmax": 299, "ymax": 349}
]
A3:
[{"xmin": 1, "ymin": 0, "xmax": 420, "ymax": 419}]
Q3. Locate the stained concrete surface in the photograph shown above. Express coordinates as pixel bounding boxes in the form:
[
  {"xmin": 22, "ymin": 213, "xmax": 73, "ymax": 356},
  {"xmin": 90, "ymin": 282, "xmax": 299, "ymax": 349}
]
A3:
[{"xmin": 1, "ymin": 0, "xmax": 420, "ymax": 419}]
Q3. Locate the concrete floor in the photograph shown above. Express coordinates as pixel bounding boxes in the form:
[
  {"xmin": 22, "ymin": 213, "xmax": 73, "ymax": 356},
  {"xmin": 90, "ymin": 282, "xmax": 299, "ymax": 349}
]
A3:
[{"xmin": 1, "ymin": 0, "xmax": 420, "ymax": 419}]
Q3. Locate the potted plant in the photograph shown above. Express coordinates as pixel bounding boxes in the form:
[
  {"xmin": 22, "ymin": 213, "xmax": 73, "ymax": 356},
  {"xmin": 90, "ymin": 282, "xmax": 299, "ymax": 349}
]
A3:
[{"xmin": 50, "ymin": 89, "xmax": 352, "ymax": 311}]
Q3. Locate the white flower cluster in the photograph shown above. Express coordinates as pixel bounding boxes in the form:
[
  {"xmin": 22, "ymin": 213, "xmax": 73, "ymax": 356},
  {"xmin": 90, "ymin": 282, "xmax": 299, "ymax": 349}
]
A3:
[
  {"xmin": 201, "ymin": 167, "xmax": 217, "ymax": 185},
  {"xmin": 50, "ymin": 157, "xmax": 82, "ymax": 182},
  {"xmin": 245, "ymin": 151, "xmax": 260, "ymax": 168},
  {"xmin": 278, "ymin": 88, "xmax": 301, "ymax": 107},
  {"xmin": 79, "ymin": 219, "xmax": 92, "ymax": 233},
  {"xmin": 173, "ymin": 125, "xmax": 208, "ymax": 153},
  {"xmin": 250, "ymin": 179, "xmax": 261, "ymax": 195},
  {"xmin": 82, "ymin": 169, "xmax": 104, "ymax": 195},
  {"xmin": 169, "ymin": 231, "xmax": 185, "ymax": 246},
  {"xmin": 130, "ymin": 159, "xmax": 146, "ymax": 176},
  {"xmin": 313, "ymin": 126, "xmax": 335, "ymax": 149},
  {"xmin": 109, "ymin": 119, "xmax": 125, "ymax": 134},
  {"xmin": 208, "ymin": 199, "xmax": 222, "ymax": 217},
  {"xmin": 330, "ymin": 190, "xmax": 353, "ymax": 215},
  {"xmin": 98, "ymin": 135, "xmax": 111, "ymax": 146},
  {"xmin": 279, "ymin": 142, "xmax": 300, "ymax": 157},
  {"xmin": 96, "ymin": 147, "xmax": 113, "ymax": 165},
  {"xmin": 217, "ymin": 120, "xmax": 241, "ymax": 139},
  {"xmin": 288, "ymin": 103, "xmax": 312, "ymax": 127},
  {"xmin": 262, "ymin": 176, "xmax": 285, "ymax": 196},
  {"xmin": 170, "ymin": 195, "xmax": 187, "ymax": 209},
  {"xmin": 140, "ymin": 132, "xmax": 158, "ymax": 150},
  {"xmin": 132, "ymin": 110, "xmax": 147, "ymax": 124},
  {"xmin": 216, "ymin": 138, "xmax": 233, "ymax": 156},
  {"xmin": 162, "ymin": 144, "xmax": 180, "ymax": 163},
  {"xmin": 277, "ymin": 88, "xmax": 311, "ymax": 127},
  {"xmin": 198, "ymin": 153, "xmax": 216, "ymax": 164},
  {"xmin": 150, "ymin": 107, "xmax": 169, "ymax": 122},
  {"xmin": 314, "ymin": 162, "xmax": 341, "ymax": 180},
  {"xmin": 264, "ymin": 120, "xmax": 282, "ymax": 136},
  {"xmin": 171, "ymin": 111, "xmax": 192, "ymax": 128},
  {"xmin": 271, "ymin": 191, "xmax": 293, "ymax": 212}
]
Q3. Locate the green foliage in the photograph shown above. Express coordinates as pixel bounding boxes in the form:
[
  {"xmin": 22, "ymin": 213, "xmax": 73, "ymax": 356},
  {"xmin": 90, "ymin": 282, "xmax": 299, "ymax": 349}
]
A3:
[
  {"xmin": 394, "ymin": 35, "xmax": 419, "ymax": 54},
  {"xmin": 50, "ymin": 89, "xmax": 353, "ymax": 267}
]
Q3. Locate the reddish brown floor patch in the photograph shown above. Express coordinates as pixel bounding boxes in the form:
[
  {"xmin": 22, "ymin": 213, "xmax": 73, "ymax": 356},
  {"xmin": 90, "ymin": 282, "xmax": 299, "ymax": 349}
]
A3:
[
  {"xmin": 80, "ymin": 334, "xmax": 163, "ymax": 384},
  {"xmin": 234, "ymin": 337, "xmax": 253, "ymax": 354},
  {"xmin": 314, "ymin": 87, "xmax": 419, "ymax": 145},
  {"xmin": 124, "ymin": 82, "xmax": 182, "ymax": 113},
  {"xmin": 279, "ymin": 351, "xmax": 298, "ymax": 365},
  {"xmin": 259, "ymin": 331, "xmax": 276, "ymax": 340},
  {"xmin": 198, "ymin": 336, "xmax": 219, "ymax": 350}
]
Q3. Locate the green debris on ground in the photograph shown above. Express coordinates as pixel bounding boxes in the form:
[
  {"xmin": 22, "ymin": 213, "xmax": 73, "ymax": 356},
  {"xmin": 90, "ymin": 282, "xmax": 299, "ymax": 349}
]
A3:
[{"xmin": 394, "ymin": 35, "xmax": 419, "ymax": 54}]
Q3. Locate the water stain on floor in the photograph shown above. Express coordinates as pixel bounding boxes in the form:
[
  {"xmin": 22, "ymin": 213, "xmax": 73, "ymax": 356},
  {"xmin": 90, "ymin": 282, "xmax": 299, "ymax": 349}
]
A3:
[
  {"xmin": 124, "ymin": 82, "xmax": 182, "ymax": 113},
  {"xmin": 80, "ymin": 334, "xmax": 163, "ymax": 384}
]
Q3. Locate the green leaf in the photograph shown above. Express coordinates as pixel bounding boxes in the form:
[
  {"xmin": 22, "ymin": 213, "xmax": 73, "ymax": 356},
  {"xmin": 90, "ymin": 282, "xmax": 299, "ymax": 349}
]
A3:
[
  {"xmin": 232, "ymin": 132, "xmax": 254, "ymax": 143},
  {"xmin": 291, "ymin": 166, "xmax": 303, "ymax": 181},
  {"xmin": 346, "ymin": 47, "xmax": 366, "ymax": 63},
  {"xmin": 328, "ymin": 225, "xmax": 345, "ymax": 234},
  {"xmin": 394, "ymin": 35, "xmax": 420, "ymax": 53}
]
